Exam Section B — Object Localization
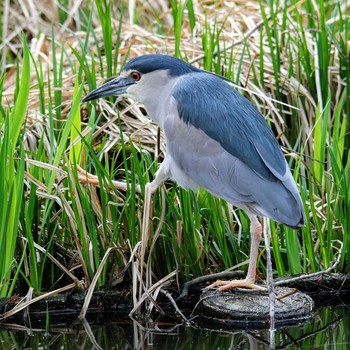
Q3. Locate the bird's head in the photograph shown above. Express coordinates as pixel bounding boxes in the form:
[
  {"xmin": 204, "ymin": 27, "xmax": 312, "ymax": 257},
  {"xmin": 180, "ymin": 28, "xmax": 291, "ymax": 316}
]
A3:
[{"xmin": 82, "ymin": 54, "xmax": 199, "ymax": 103}]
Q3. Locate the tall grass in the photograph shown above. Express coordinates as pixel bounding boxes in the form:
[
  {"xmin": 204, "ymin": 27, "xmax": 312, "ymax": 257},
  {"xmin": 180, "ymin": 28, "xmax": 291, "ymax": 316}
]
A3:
[
  {"xmin": 0, "ymin": 0, "xmax": 348, "ymax": 314},
  {"xmin": 255, "ymin": 0, "xmax": 349, "ymax": 275},
  {"xmin": 0, "ymin": 35, "xmax": 29, "ymax": 297}
]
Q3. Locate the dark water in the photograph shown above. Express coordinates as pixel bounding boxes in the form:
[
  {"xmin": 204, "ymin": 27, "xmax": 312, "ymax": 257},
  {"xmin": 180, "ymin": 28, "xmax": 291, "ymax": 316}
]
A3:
[{"xmin": 0, "ymin": 300, "xmax": 349, "ymax": 349}]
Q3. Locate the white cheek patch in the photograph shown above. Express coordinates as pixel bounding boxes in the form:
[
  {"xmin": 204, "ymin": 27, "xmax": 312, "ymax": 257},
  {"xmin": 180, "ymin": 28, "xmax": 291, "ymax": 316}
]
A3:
[
  {"xmin": 120, "ymin": 70, "xmax": 131, "ymax": 78},
  {"xmin": 125, "ymin": 85, "xmax": 137, "ymax": 99}
]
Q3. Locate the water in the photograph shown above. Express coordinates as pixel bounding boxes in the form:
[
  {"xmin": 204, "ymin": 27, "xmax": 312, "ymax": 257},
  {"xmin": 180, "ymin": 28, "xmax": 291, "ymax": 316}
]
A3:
[{"xmin": 0, "ymin": 299, "xmax": 349, "ymax": 349}]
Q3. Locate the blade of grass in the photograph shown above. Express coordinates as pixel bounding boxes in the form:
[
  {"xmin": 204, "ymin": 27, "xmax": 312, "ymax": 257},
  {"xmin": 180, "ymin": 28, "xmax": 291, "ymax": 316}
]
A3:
[
  {"xmin": 95, "ymin": 0, "xmax": 113, "ymax": 78},
  {"xmin": 47, "ymin": 82, "xmax": 84, "ymax": 192},
  {"xmin": 9, "ymin": 34, "xmax": 30, "ymax": 150},
  {"xmin": 69, "ymin": 79, "xmax": 82, "ymax": 164}
]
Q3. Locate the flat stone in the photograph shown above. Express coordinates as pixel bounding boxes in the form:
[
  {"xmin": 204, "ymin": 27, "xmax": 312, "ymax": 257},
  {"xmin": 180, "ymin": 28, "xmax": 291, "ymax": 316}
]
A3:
[{"xmin": 197, "ymin": 287, "xmax": 314, "ymax": 328}]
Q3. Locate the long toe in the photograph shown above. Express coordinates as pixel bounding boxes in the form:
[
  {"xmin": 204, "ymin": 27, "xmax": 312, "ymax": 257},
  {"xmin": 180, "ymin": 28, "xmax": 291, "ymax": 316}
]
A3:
[
  {"xmin": 77, "ymin": 166, "xmax": 100, "ymax": 185},
  {"xmin": 207, "ymin": 279, "xmax": 266, "ymax": 291}
]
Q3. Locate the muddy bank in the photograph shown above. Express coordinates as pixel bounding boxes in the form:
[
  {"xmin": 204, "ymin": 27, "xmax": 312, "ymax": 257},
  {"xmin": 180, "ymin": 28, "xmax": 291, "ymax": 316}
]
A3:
[{"xmin": 0, "ymin": 272, "xmax": 349, "ymax": 326}]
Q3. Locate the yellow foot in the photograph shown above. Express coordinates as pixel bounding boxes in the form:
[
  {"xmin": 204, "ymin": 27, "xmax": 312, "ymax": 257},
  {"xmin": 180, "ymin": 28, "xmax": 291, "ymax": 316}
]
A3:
[
  {"xmin": 76, "ymin": 165, "xmax": 138, "ymax": 192},
  {"xmin": 76, "ymin": 165, "xmax": 100, "ymax": 185},
  {"xmin": 206, "ymin": 279, "xmax": 266, "ymax": 291}
]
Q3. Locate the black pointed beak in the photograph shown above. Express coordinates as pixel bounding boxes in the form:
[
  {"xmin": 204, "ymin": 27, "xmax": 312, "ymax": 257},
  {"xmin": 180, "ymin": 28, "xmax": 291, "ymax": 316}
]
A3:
[{"xmin": 82, "ymin": 76, "xmax": 135, "ymax": 102}]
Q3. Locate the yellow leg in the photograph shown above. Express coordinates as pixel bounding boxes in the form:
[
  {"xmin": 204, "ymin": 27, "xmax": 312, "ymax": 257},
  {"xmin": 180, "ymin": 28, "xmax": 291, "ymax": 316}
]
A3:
[{"xmin": 207, "ymin": 214, "xmax": 264, "ymax": 291}]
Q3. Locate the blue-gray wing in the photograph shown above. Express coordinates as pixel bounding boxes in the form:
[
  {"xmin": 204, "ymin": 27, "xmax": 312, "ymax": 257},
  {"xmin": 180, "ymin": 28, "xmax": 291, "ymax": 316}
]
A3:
[
  {"xmin": 164, "ymin": 73, "xmax": 304, "ymax": 227},
  {"xmin": 173, "ymin": 73, "xmax": 287, "ymax": 181}
]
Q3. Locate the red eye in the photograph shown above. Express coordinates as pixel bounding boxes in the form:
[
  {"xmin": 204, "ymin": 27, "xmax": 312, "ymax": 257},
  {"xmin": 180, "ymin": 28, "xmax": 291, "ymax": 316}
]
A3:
[{"xmin": 130, "ymin": 71, "xmax": 141, "ymax": 81}]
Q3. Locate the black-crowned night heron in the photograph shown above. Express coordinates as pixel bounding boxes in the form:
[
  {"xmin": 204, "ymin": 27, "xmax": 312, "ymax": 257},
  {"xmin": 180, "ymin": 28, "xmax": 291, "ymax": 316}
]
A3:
[{"xmin": 82, "ymin": 54, "xmax": 305, "ymax": 290}]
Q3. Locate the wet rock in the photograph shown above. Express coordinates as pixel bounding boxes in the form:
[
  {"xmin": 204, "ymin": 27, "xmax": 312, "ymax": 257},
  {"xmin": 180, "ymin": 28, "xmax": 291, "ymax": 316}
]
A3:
[{"xmin": 197, "ymin": 287, "xmax": 314, "ymax": 328}]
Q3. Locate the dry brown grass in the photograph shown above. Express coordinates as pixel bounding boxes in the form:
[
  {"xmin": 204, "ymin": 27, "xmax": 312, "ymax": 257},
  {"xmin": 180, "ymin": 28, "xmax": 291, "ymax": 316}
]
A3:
[{"xmin": 2, "ymin": 0, "xmax": 325, "ymax": 154}]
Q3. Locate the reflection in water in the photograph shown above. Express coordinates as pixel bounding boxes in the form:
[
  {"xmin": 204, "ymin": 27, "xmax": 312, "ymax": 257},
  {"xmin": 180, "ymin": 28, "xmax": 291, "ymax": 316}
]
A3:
[{"xmin": 0, "ymin": 302, "xmax": 349, "ymax": 349}]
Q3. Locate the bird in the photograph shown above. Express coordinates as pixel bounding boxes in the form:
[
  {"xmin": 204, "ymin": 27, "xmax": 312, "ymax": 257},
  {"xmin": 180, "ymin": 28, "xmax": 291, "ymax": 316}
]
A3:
[{"xmin": 82, "ymin": 54, "xmax": 305, "ymax": 291}]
